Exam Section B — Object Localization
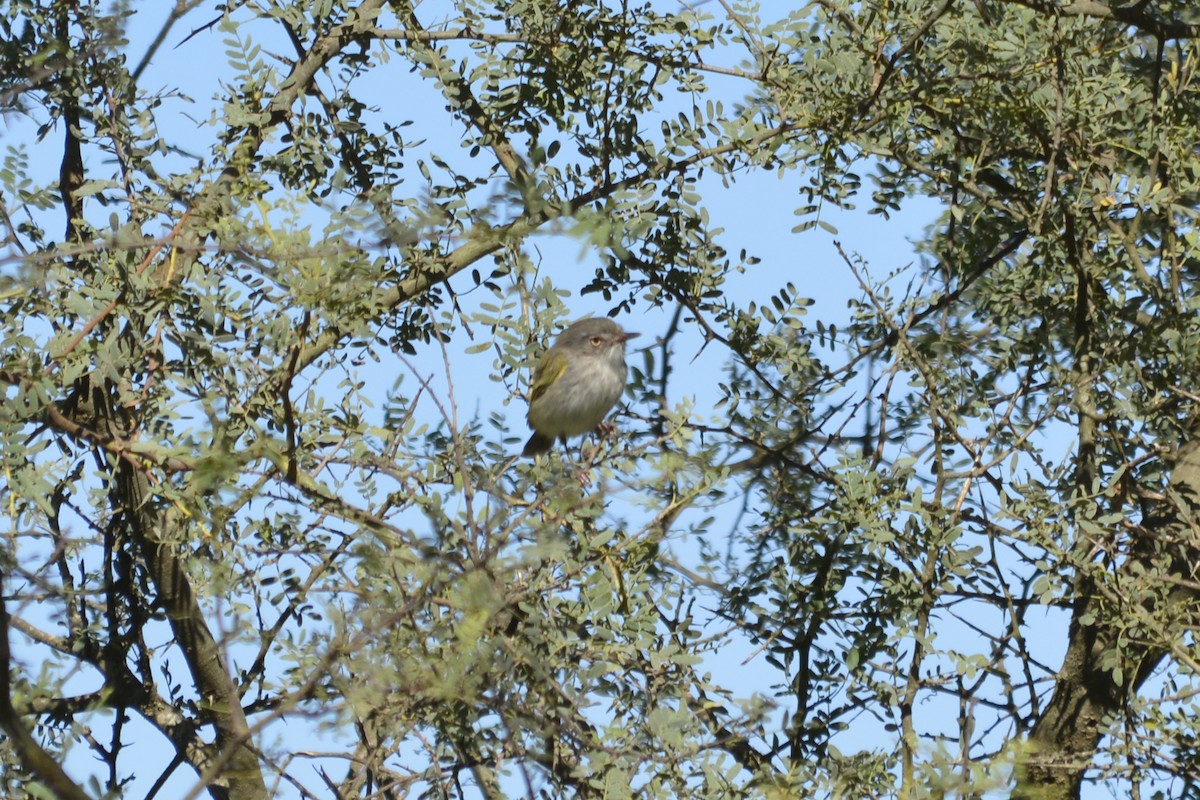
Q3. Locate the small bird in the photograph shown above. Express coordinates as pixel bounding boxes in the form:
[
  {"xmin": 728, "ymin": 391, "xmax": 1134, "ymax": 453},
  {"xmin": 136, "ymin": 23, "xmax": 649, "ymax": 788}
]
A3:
[{"xmin": 522, "ymin": 317, "xmax": 639, "ymax": 457}]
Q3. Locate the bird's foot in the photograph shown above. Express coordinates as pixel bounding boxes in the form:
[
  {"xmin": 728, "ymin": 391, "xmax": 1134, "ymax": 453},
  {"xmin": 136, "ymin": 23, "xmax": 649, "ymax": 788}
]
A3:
[{"xmin": 576, "ymin": 466, "xmax": 594, "ymax": 488}]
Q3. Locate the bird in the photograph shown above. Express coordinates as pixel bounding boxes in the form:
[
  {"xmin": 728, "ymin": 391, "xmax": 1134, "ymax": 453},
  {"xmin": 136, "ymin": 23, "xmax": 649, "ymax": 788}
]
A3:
[{"xmin": 522, "ymin": 317, "xmax": 639, "ymax": 457}]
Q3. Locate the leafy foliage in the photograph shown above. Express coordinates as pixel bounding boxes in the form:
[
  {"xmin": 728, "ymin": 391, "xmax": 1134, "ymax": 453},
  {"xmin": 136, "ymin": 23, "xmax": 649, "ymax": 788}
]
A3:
[{"xmin": 2, "ymin": 1, "xmax": 1200, "ymax": 799}]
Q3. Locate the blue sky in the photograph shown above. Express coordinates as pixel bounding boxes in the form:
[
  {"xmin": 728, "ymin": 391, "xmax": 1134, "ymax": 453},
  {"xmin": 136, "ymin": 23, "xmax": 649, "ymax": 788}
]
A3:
[{"xmin": 0, "ymin": 1, "xmax": 1110, "ymax": 797}]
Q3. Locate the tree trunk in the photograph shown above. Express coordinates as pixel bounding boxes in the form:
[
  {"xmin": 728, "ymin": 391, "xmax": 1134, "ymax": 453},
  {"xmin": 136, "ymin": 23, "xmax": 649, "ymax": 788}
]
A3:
[
  {"xmin": 1015, "ymin": 437, "xmax": 1200, "ymax": 798},
  {"xmin": 76, "ymin": 377, "xmax": 268, "ymax": 800}
]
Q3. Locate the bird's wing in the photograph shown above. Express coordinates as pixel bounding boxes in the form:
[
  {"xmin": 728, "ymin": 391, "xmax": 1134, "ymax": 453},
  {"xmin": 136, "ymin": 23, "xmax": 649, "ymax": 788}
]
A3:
[{"xmin": 529, "ymin": 352, "xmax": 569, "ymax": 404}]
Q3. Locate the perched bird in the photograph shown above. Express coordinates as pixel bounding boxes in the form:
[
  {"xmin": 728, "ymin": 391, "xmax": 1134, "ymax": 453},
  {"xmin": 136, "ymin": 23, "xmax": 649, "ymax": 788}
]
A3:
[{"xmin": 522, "ymin": 317, "xmax": 639, "ymax": 457}]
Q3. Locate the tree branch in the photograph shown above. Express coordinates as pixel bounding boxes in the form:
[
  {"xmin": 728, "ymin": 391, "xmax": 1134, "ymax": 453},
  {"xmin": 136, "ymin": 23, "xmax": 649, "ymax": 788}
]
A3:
[
  {"xmin": 0, "ymin": 591, "xmax": 92, "ymax": 800},
  {"xmin": 1003, "ymin": 0, "xmax": 1200, "ymax": 40}
]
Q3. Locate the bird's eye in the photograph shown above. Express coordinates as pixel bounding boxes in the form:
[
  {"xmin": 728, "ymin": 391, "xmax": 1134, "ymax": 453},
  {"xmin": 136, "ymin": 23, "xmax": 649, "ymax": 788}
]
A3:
[{"xmin": 590, "ymin": 336, "xmax": 603, "ymax": 347}]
